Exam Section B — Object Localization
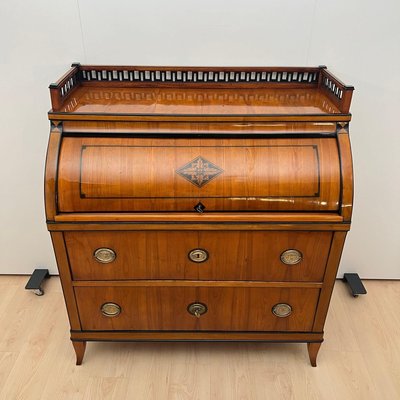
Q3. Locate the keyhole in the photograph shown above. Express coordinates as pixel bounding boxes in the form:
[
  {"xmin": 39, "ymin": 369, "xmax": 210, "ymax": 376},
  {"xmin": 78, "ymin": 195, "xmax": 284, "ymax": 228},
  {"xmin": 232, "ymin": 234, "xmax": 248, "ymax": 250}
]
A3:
[
  {"xmin": 187, "ymin": 302, "xmax": 207, "ymax": 318},
  {"xmin": 188, "ymin": 249, "xmax": 209, "ymax": 263},
  {"xmin": 194, "ymin": 202, "xmax": 205, "ymax": 213}
]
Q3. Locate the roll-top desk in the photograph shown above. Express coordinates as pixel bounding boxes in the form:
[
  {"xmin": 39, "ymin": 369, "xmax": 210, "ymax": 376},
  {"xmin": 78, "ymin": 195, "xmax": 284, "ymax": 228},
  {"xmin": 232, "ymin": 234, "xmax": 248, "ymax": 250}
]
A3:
[{"xmin": 45, "ymin": 64, "xmax": 354, "ymax": 366}]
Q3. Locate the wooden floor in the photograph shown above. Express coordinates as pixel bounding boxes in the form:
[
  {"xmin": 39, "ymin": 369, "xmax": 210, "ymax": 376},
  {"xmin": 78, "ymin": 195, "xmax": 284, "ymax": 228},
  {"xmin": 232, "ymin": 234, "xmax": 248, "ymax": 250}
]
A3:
[{"xmin": 0, "ymin": 277, "xmax": 399, "ymax": 400}]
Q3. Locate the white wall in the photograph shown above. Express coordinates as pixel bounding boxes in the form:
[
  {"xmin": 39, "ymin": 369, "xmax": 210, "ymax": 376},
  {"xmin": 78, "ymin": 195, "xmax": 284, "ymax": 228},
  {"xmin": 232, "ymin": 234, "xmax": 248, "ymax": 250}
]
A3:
[{"xmin": 1, "ymin": 0, "xmax": 399, "ymax": 278}]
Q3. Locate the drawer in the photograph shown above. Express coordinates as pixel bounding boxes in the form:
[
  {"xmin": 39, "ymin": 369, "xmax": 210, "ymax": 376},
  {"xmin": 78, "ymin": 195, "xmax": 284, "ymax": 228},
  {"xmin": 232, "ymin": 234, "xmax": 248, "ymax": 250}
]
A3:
[
  {"xmin": 74, "ymin": 285, "xmax": 320, "ymax": 331},
  {"xmin": 65, "ymin": 231, "xmax": 332, "ymax": 282}
]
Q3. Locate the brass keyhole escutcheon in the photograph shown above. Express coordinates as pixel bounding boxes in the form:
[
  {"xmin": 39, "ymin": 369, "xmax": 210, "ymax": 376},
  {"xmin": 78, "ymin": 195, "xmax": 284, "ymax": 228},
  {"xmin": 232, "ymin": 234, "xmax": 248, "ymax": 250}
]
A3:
[
  {"xmin": 272, "ymin": 303, "xmax": 292, "ymax": 318},
  {"xmin": 101, "ymin": 302, "xmax": 121, "ymax": 317},
  {"xmin": 187, "ymin": 302, "xmax": 208, "ymax": 318},
  {"xmin": 280, "ymin": 249, "xmax": 303, "ymax": 265},
  {"xmin": 188, "ymin": 249, "xmax": 209, "ymax": 263},
  {"xmin": 94, "ymin": 248, "xmax": 116, "ymax": 264}
]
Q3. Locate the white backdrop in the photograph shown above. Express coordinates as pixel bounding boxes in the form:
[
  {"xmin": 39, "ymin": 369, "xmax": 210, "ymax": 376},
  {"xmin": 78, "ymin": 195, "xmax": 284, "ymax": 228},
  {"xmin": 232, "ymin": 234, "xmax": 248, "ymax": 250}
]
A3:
[{"xmin": 0, "ymin": 0, "xmax": 399, "ymax": 278}]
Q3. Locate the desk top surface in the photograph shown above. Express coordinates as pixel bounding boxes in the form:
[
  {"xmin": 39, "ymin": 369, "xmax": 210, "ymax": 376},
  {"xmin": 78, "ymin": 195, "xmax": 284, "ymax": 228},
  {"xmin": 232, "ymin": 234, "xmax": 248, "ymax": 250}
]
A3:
[
  {"xmin": 59, "ymin": 86, "xmax": 341, "ymax": 115},
  {"xmin": 48, "ymin": 66, "xmax": 353, "ymax": 121}
]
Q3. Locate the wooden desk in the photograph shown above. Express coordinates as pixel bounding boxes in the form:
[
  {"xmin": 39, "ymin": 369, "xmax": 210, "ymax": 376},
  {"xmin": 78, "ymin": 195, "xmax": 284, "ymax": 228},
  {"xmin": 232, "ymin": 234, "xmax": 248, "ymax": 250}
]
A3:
[{"xmin": 45, "ymin": 65, "xmax": 354, "ymax": 366}]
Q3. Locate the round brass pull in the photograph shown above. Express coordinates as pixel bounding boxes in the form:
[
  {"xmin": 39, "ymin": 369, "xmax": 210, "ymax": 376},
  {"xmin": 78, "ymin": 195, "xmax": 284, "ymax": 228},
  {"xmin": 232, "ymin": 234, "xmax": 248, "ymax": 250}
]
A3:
[
  {"xmin": 188, "ymin": 248, "xmax": 209, "ymax": 263},
  {"xmin": 94, "ymin": 248, "xmax": 116, "ymax": 264},
  {"xmin": 272, "ymin": 303, "xmax": 292, "ymax": 318},
  {"xmin": 280, "ymin": 249, "xmax": 303, "ymax": 265},
  {"xmin": 187, "ymin": 302, "xmax": 208, "ymax": 318},
  {"xmin": 101, "ymin": 302, "xmax": 121, "ymax": 317}
]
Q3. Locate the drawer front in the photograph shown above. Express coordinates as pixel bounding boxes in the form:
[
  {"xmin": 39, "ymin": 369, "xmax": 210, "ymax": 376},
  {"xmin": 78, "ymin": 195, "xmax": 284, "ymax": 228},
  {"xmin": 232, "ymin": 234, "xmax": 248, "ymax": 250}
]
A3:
[
  {"xmin": 65, "ymin": 231, "xmax": 332, "ymax": 282},
  {"xmin": 75, "ymin": 286, "xmax": 320, "ymax": 331}
]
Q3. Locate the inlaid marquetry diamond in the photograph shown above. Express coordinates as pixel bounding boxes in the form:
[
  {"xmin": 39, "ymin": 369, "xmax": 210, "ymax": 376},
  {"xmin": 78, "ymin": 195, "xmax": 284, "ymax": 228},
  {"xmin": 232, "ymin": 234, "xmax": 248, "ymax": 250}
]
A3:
[
  {"xmin": 176, "ymin": 156, "xmax": 223, "ymax": 188},
  {"xmin": 337, "ymin": 122, "xmax": 349, "ymax": 134}
]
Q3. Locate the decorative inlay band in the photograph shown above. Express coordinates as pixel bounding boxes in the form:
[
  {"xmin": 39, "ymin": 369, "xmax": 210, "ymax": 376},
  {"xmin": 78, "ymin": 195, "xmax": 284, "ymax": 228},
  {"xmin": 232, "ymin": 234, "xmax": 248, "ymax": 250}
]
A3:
[
  {"xmin": 176, "ymin": 156, "xmax": 223, "ymax": 188},
  {"xmin": 80, "ymin": 68, "xmax": 319, "ymax": 85}
]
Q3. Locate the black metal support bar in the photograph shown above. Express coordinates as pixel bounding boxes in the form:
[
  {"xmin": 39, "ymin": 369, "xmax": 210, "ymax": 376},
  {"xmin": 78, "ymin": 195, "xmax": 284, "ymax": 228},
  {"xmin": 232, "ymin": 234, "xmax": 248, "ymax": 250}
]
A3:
[
  {"xmin": 342, "ymin": 273, "xmax": 367, "ymax": 297},
  {"xmin": 25, "ymin": 269, "xmax": 50, "ymax": 296}
]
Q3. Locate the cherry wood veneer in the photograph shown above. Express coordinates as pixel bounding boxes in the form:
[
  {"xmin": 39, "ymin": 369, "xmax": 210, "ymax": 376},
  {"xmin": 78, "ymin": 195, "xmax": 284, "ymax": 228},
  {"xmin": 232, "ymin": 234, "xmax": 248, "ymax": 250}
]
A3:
[
  {"xmin": 45, "ymin": 64, "xmax": 354, "ymax": 366},
  {"xmin": 65, "ymin": 230, "xmax": 332, "ymax": 282},
  {"xmin": 74, "ymin": 286, "xmax": 320, "ymax": 331},
  {"xmin": 58, "ymin": 137, "xmax": 340, "ymax": 212}
]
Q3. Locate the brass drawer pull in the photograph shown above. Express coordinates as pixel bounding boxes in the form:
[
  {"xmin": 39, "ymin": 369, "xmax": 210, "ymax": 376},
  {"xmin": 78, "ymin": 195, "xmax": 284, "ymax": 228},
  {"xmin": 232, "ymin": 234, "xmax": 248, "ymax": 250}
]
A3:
[
  {"xmin": 280, "ymin": 249, "xmax": 303, "ymax": 265},
  {"xmin": 272, "ymin": 303, "xmax": 292, "ymax": 318},
  {"xmin": 188, "ymin": 248, "xmax": 209, "ymax": 263},
  {"xmin": 101, "ymin": 302, "xmax": 121, "ymax": 317},
  {"xmin": 187, "ymin": 302, "xmax": 208, "ymax": 318},
  {"xmin": 94, "ymin": 248, "xmax": 116, "ymax": 264}
]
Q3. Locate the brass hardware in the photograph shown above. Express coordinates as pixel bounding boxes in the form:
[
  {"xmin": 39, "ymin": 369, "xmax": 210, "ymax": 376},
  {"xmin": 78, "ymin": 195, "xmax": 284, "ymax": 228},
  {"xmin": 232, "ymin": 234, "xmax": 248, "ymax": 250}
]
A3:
[
  {"xmin": 188, "ymin": 248, "xmax": 209, "ymax": 263},
  {"xmin": 187, "ymin": 302, "xmax": 208, "ymax": 318},
  {"xmin": 280, "ymin": 249, "xmax": 303, "ymax": 265},
  {"xmin": 272, "ymin": 303, "xmax": 292, "ymax": 318},
  {"xmin": 101, "ymin": 302, "xmax": 121, "ymax": 317},
  {"xmin": 94, "ymin": 248, "xmax": 116, "ymax": 264}
]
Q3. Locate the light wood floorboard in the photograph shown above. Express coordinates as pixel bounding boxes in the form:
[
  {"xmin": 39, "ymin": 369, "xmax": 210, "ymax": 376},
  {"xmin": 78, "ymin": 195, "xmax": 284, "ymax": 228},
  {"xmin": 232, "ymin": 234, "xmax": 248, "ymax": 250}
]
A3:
[{"xmin": 0, "ymin": 276, "xmax": 399, "ymax": 400}]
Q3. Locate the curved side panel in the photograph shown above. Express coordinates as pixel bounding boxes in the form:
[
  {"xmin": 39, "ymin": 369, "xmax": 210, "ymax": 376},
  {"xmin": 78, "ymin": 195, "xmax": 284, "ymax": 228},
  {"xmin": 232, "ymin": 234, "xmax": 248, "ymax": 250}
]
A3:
[
  {"xmin": 44, "ymin": 122, "xmax": 62, "ymax": 221},
  {"xmin": 337, "ymin": 127, "xmax": 354, "ymax": 222}
]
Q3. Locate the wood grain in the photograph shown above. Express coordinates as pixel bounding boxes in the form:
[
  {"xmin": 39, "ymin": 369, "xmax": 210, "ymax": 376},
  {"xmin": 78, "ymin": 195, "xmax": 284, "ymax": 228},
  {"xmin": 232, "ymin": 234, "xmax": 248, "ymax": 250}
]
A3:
[
  {"xmin": 44, "ymin": 123, "xmax": 62, "ymax": 221},
  {"xmin": 49, "ymin": 232, "xmax": 81, "ymax": 330},
  {"xmin": 46, "ymin": 65, "xmax": 354, "ymax": 115},
  {"xmin": 62, "ymin": 120, "xmax": 337, "ymax": 135},
  {"xmin": 74, "ymin": 286, "xmax": 320, "ymax": 331},
  {"xmin": 57, "ymin": 137, "xmax": 340, "ymax": 212},
  {"xmin": 50, "ymin": 112, "xmax": 352, "ymax": 123},
  {"xmin": 58, "ymin": 86, "xmax": 341, "ymax": 115},
  {"xmin": 64, "ymin": 230, "xmax": 332, "ymax": 282},
  {"xmin": 307, "ymin": 342, "xmax": 322, "ymax": 367},
  {"xmin": 313, "ymin": 231, "xmax": 347, "ymax": 331},
  {"xmin": 48, "ymin": 222, "xmax": 351, "ymax": 232},
  {"xmin": 70, "ymin": 330, "xmax": 323, "ymax": 342},
  {"xmin": 337, "ymin": 132, "xmax": 354, "ymax": 222},
  {"xmin": 71, "ymin": 281, "xmax": 322, "ymax": 288},
  {"xmin": 44, "ymin": 65, "xmax": 354, "ymax": 368},
  {"xmin": 72, "ymin": 341, "xmax": 86, "ymax": 365},
  {"xmin": 2, "ymin": 277, "xmax": 398, "ymax": 400},
  {"xmin": 54, "ymin": 212, "xmax": 344, "ymax": 223}
]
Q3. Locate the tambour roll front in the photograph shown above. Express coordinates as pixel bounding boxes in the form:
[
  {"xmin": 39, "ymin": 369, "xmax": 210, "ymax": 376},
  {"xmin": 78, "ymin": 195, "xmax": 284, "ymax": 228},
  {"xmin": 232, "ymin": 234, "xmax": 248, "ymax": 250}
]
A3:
[{"xmin": 45, "ymin": 64, "xmax": 354, "ymax": 366}]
